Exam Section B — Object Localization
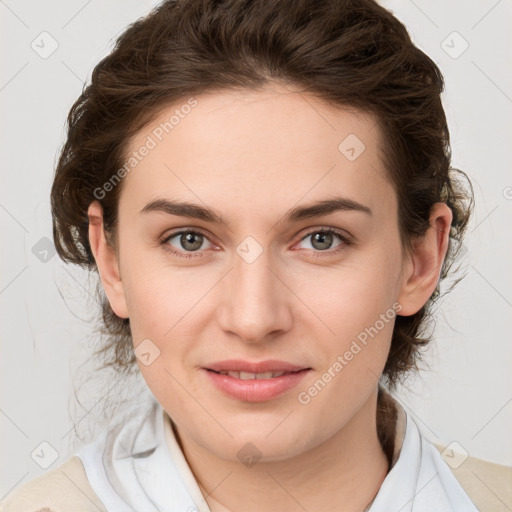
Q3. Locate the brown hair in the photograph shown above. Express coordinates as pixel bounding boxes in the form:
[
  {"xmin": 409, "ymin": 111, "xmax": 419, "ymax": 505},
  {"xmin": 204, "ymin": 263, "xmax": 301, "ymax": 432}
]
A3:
[{"xmin": 51, "ymin": 0, "xmax": 473, "ymax": 399}]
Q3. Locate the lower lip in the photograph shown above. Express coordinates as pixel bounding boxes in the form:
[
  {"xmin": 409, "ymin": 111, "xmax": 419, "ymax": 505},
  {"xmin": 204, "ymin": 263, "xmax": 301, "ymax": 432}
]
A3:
[{"xmin": 203, "ymin": 369, "xmax": 311, "ymax": 402}]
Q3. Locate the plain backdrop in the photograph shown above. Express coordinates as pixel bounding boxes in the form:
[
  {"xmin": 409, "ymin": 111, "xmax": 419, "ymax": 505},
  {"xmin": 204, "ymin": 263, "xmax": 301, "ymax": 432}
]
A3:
[{"xmin": 1, "ymin": 0, "xmax": 511, "ymax": 498}]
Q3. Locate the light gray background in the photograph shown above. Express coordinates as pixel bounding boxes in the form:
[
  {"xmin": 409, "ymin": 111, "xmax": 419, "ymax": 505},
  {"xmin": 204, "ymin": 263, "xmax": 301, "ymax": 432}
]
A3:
[{"xmin": 1, "ymin": 0, "xmax": 511, "ymax": 499}]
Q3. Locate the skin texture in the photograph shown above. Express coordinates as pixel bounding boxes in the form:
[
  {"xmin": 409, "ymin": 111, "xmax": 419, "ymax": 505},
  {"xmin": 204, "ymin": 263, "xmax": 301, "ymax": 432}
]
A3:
[{"xmin": 87, "ymin": 82, "xmax": 452, "ymax": 512}]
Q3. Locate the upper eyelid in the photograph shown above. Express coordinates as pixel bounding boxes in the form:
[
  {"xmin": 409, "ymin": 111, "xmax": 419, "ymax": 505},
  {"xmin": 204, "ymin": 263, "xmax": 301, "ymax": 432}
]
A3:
[{"xmin": 162, "ymin": 227, "xmax": 216, "ymax": 245}]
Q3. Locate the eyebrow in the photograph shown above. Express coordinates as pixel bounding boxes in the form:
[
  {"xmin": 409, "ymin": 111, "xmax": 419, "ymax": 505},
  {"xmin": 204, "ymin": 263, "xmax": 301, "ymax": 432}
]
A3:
[{"xmin": 139, "ymin": 196, "xmax": 372, "ymax": 226}]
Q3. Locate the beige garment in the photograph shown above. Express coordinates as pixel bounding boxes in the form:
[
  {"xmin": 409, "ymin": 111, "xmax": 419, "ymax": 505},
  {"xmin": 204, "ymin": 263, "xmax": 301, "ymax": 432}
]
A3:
[
  {"xmin": 0, "ymin": 454, "xmax": 107, "ymax": 512},
  {"xmin": 2, "ymin": 396, "xmax": 511, "ymax": 512},
  {"xmin": 432, "ymin": 441, "xmax": 512, "ymax": 512}
]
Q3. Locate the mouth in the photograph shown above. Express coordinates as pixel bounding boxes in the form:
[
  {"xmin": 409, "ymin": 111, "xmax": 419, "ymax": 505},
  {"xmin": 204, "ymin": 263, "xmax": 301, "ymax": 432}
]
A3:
[
  {"xmin": 201, "ymin": 361, "xmax": 312, "ymax": 402},
  {"xmin": 206, "ymin": 369, "xmax": 308, "ymax": 380}
]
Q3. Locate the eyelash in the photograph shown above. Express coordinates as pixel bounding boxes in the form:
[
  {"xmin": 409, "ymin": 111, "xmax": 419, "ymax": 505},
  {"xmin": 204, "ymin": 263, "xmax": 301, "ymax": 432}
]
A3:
[{"xmin": 158, "ymin": 227, "xmax": 352, "ymax": 260}]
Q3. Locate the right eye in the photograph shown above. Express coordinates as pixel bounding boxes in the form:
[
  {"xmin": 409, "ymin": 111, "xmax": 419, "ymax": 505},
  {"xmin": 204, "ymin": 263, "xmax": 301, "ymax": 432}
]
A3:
[{"xmin": 159, "ymin": 229, "xmax": 215, "ymax": 259}]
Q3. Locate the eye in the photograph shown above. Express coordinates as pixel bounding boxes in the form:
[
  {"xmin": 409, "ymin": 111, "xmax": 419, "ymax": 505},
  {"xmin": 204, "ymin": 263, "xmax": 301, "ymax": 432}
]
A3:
[
  {"xmin": 159, "ymin": 229, "xmax": 215, "ymax": 259},
  {"xmin": 295, "ymin": 228, "xmax": 351, "ymax": 256},
  {"xmin": 159, "ymin": 227, "xmax": 352, "ymax": 260}
]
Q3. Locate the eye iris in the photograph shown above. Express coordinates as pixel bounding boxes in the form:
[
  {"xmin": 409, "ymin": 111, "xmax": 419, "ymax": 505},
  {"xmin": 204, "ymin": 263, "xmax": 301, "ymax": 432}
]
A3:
[
  {"xmin": 311, "ymin": 231, "xmax": 333, "ymax": 250},
  {"xmin": 181, "ymin": 232, "xmax": 203, "ymax": 251}
]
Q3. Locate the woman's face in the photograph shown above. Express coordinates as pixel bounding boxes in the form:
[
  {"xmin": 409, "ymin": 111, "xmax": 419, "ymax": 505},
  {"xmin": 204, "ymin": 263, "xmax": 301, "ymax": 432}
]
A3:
[{"xmin": 92, "ymin": 83, "xmax": 425, "ymax": 462}]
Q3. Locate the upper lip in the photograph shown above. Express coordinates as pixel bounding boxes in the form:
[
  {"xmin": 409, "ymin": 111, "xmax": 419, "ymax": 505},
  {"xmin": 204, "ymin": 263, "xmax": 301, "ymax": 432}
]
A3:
[{"xmin": 204, "ymin": 359, "xmax": 311, "ymax": 373}]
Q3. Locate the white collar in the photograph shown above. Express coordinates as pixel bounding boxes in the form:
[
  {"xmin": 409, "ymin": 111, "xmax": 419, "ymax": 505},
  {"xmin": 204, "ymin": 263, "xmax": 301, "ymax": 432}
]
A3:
[{"xmin": 76, "ymin": 394, "xmax": 479, "ymax": 511}]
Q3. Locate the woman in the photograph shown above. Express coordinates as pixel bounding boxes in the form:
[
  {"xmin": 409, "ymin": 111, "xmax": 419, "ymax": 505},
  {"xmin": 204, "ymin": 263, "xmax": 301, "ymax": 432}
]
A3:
[{"xmin": 2, "ymin": 0, "xmax": 508, "ymax": 510}]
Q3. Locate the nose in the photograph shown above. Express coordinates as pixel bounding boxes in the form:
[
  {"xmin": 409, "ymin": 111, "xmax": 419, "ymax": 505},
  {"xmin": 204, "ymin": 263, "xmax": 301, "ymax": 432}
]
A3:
[{"xmin": 216, "ymin": 244, "xmax": 293, "ymax": 344}]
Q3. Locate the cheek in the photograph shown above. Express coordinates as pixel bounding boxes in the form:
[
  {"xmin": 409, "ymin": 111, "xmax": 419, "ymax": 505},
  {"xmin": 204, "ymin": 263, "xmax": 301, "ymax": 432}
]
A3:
[
  {"xmin": 305, "ymin": 260, "xmax": 400, "ymax": 335},
  {"xmin": 297, "ymin": 278, "xmax": 398, "ymax": 416},
  {"xmin": 122, "ymin": 273, "xmax": 171, "ymax": 341},
  {"xmin": 298, "ymin": 246, "xmax": 401, "ymax": 379},
  {"xmin": 120, "ymin": 257, "xmax": 216, "ymax": 376},
  {"xmin": 121, "ymin": 264, "xmax": 199, "ymax": 409},
  {"xmin": 119, "ymin": 246, "xmax": 200, "ymax": 337}
]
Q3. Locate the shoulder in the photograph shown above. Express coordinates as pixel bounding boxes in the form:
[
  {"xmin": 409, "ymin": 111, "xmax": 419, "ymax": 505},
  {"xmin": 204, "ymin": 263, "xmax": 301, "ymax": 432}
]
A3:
[
  {"xmin": 0, "ymin": 455, "xmax": 106, "ymax": 512},
  {"xmin": 432, "ymin": 442, "xmax": 512, "ymax": 511}
]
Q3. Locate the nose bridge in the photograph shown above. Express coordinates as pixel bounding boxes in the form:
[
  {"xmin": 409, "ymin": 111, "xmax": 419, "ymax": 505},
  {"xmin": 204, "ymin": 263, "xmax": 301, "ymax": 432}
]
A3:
[{"xmin": 218, "ymin": 236, "xmax": 290, "ymax": 342}]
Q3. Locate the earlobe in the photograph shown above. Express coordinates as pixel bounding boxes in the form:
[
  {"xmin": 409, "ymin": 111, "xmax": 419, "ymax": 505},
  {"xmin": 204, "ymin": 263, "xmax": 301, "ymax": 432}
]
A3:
[
  {"xmin": 87, "ymin": 201, "xmax": 129, "ymax": 319},
  {"xmin": 397, "ymin": 203, "xmax": 453, "ymax": 316}
]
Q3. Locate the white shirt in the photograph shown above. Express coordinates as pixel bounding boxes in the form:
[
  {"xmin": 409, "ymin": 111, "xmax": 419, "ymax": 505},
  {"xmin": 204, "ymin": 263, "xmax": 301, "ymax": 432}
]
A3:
[{"xmin": 75, "ymin": 396, "xmax": 479, "ymax": 512}]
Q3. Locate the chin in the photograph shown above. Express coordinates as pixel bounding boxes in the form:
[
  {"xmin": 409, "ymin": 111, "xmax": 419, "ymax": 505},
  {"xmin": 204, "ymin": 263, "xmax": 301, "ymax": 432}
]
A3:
[{"xmin": 209, "ymin": 423, "xmax": 315, "ymax": 465}]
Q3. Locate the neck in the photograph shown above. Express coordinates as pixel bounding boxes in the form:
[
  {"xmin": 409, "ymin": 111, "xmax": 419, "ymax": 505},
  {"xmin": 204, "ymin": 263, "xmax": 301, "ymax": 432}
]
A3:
[{"xmin": 173, "ymin": 385, "xmax": 396, "ymax": 512}]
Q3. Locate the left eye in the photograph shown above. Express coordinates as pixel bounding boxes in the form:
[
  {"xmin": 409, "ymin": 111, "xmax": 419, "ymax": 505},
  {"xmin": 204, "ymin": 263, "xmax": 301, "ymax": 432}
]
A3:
[{"xmin": 297, "ymin": 228, "xmax": 348, "ymax": 253}]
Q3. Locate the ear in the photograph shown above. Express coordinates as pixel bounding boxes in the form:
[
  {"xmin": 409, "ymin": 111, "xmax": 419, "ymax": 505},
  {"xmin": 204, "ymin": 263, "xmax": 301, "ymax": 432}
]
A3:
[
  {"xmin": 87, "ymin": 201, "xmax": 129, "ymax": 319},
  {"xmin": 397, "ymin": 202, "xmax": 453, "ymax": 316}
]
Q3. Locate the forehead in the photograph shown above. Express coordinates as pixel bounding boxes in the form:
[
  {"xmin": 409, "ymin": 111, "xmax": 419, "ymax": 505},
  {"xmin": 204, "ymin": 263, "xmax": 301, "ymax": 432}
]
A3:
[{"xmin": 118, "ymin": 84, "xmax": 395, "ymax": 225}]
